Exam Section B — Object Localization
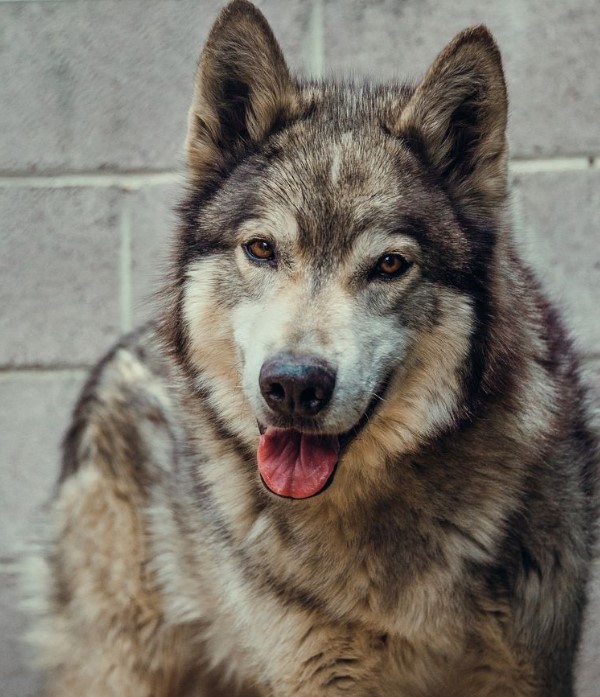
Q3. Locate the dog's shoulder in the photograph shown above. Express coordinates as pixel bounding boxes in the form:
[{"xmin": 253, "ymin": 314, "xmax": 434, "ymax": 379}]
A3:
[{"xmin": 59, "ymin": 323, "xmax": 180, "ymax": 489}]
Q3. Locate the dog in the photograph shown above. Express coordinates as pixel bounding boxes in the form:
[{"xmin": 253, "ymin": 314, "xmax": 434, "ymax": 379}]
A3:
[{"xmin": 24, "ymin": 2, "xmax": 598, "ymax": 695}]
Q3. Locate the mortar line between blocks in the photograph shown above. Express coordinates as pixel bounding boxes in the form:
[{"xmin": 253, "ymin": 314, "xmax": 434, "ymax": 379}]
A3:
[
  {"xmin": 0, "ymin": 0, "xmax": 78, "ymax": 3},
  {"xmin": 120, "ymin": 197, "xmax": 133, "ymax": 333},
  {"xmin": 509, "ymin": 157, "xmax": 593, "ymax": 173},
  {"xmin": 0, "ymin": 172, "xmax": 183, "ymax": 189},
  {"xmin": 0, "ymin": 157, "xmax": 597, "ymax": 187},
  {"xmin": 0, "ymin": 367, "xmax": 88, "ymax": 378},
  {"xmin": 306, "ymin": 0, "xmax": 324, "ymax": 79}
]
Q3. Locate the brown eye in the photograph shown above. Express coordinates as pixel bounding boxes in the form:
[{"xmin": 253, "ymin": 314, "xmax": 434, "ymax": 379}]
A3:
[
  {"xmin": 244, "ymin": 239, "xmax": 275, "ymax": 262},
  {"xmin": 374, "ymin": 253, "xmax": 412, "ymax": 279}
]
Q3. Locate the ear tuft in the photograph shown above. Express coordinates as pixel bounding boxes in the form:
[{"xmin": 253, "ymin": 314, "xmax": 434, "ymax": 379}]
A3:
[
  {"xmin": 397, "ymin": 26, "xmax": 508, "ymax": 216},
  {"xmin": 186, "ymin": 1, "xmax": 298, "ymax": 185}
]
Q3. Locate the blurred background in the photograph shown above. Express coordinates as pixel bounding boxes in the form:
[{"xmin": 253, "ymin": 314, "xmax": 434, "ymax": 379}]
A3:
[{"xmin": 0, "ymin": 0, "xmax": 598, "ymax": 694}]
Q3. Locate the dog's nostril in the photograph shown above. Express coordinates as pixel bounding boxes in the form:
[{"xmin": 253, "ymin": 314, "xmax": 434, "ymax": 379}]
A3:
[
  {"xmin": 300, "ymin": 387, "xmax": 320, "ymax": 412},
  {"xmin": 268, "ymin": 383, "xmax": 285, "ymax": 402}
]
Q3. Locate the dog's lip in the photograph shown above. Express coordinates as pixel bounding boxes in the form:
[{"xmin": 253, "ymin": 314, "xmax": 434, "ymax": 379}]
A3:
[
  {"xmin": 256, "ymin": 420, "xmax": 344, "ymax": 439},
  {"xmin": 255, "ymin": 422, "xmax": 349, "ymax": 449}
]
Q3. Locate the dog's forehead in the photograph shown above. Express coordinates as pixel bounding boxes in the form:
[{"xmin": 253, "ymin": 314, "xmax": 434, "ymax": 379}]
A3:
[{"xmin": 257, "ymin": 125, "xmax": 430, "ymax": 256}]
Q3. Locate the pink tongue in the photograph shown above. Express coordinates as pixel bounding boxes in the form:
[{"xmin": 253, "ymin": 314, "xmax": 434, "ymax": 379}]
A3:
[{"xmin": 257, "ymin": 428, "xmax": 340, "ymax": 499}]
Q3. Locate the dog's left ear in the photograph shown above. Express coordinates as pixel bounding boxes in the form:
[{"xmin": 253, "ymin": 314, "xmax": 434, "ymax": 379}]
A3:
[
  {"xmin": 186, "ymin": 0, "xmax": 298, "ymax": 185},
  {"xmin": 396, "ymin": 26, "xmax": 508, "ymax": 216}
]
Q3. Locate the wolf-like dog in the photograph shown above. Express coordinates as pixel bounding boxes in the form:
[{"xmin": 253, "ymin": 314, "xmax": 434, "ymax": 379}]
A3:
[{"xmin": 25, "ymin": 2, "xmax": 598, "ymax": 696}]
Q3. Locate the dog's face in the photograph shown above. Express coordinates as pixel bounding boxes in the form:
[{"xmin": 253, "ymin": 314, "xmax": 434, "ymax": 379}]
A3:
[{"xmin": 170, "ymin": 1, "xmax": 508, "ymax": 500}]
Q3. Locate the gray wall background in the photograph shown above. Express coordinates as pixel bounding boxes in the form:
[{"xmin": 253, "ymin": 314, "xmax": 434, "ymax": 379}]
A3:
[{"xmin": 1, "ymin": 0, "xmax": 599, "ymax": 694}]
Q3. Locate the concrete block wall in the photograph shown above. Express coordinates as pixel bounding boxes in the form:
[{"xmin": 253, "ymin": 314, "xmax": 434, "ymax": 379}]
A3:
[{"xmin": 0, "ymin": 1, "xmax": 598, "ymax": 694}]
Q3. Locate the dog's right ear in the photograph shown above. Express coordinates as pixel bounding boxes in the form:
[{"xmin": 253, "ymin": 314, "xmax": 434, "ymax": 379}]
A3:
[{"xmin": 186, "ymin": 0, "xmax": 298, "ymax": 184}]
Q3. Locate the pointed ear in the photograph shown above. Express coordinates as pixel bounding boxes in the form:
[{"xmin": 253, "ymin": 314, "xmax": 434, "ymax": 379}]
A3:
[
  {"xmin": 186, "ymin": 0, "xmax": 298, "ymax": 184},
  {"xmin": 396, "ymin": 26, "xmax": 508, "ymax": 216}
]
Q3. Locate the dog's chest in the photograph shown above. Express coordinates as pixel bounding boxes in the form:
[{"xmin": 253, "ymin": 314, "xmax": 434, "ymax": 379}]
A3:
[{"xmin": 238, "ymin": 508, "xmax": 461, "ymax": 641}]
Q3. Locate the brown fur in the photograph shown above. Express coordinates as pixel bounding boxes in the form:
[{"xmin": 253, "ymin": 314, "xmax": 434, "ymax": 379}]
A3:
[{"xmin": 24, "ymin": 2, "xmax": 598, "ymax": 696}]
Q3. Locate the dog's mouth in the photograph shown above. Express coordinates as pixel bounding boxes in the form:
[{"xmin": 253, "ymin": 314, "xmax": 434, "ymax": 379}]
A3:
[
  {"xmin": 256, "ymin": 371, "xmax": 393, "ymax": 500},
  {"xmin": 257, "ymin": 428, "xmax": 341, "ymax": 499}
]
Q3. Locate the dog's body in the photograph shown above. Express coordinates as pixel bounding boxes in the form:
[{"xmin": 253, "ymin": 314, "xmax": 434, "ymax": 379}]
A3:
[{"xmin": 26, "ymin": 2, "xmax": 598, "ymax": 696}]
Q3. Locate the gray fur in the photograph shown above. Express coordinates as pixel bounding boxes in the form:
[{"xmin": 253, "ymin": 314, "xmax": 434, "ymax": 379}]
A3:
[{"xmin": 24, "ymin": 2, "xmax": 598, "ymax": 696}]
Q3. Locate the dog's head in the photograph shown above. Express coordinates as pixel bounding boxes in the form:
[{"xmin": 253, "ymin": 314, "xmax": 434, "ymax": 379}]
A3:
[{"xmin": 165, "ymin": 1, "xmax": 509, "ymax": 501}]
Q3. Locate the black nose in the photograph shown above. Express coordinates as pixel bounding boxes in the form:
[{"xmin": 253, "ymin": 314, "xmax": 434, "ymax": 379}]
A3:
[{"xmin": 259, "ymin": 353, "xmax": 336, "ymax": 418}]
